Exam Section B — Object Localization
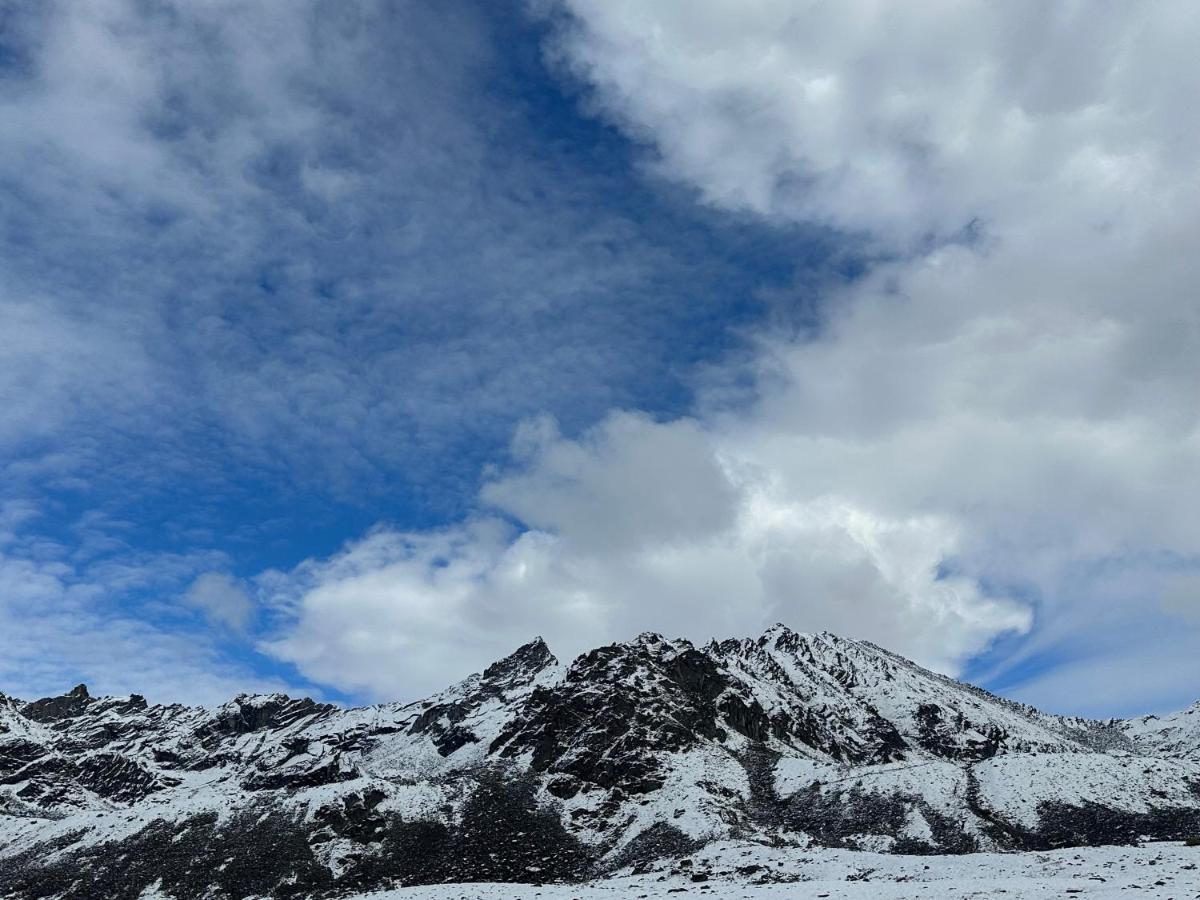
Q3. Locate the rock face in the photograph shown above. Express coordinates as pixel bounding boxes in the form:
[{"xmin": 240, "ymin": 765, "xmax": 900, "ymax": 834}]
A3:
[{"xmin": 0, "ymin": 626, "xmax": 1198, "ymax": 899}]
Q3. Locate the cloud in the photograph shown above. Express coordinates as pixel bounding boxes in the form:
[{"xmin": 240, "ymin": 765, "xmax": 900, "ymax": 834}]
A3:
[
  {"xmin": 2, "ymin": 0, "xmax": 819, "ymax": 706},
  {"xmin": 541, "ymin": 0, "xmax": 1200, "ymax": 247},
  {"xmin": 482, "ymin": 413, "xmax": 740, "ymax": 553},
  {"xmin": 183, "ymin": 572, "xmax": 254, "ymax": 633},
  {"xmin": 0, "ymin": 523, "xmax": 296, "ymax": 705},
  {"xmin": 996, "ymin": 634, "xmax": 1200, "ymax": 720},
  {"xmin": 0, "ymin": 0, "xmax": 799, "ymax": 514},
  {"xmin": 539, "ymin": 0, "xmax": 1200, "ymax": 711},
  {"xmin": 264, "ymin": 412, "xmax": 1029, "ymax": 700},
  {"xmin": 1161, "ymin": 574, "xmax": 1200, "ymax": 626},
  {"xmin": 264, "ymin": 1, "xmax": 1200, "ymax": 713}
]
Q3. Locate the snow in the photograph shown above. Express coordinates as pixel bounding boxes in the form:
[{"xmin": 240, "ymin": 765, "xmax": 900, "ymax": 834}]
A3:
[
  {"xmin": 1125, "ymin": 702, "xmax": 1200, "ymax": 761},
  {"xmin": 775, "ymin": 757, "xmax": 967, "ymax": 814},
  {"xmin": 341, "ymin": 842, "xmax": 1200, "ymax": 899},
  {"xmin": 590, "ymin": 740, "xmax": 752, "ymax": 851},
  {"xmin": 973, "ymin": 752, "xmax": 1200, "ymax": 829}
]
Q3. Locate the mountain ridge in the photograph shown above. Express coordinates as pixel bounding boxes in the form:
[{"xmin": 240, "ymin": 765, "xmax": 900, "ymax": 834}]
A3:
[{"xmin": 1, "ymin": 626, "xmax": 1197, "ymax": 899}]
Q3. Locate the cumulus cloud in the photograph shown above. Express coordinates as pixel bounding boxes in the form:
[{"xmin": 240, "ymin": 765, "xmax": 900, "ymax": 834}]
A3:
[
  {"xmin": 264, "ymin": 1, "xmax": 1200, "ymax": 714},
  {"xmin": 545, "ymin": 0, "xmax": 1200, "ymax": 713},
  {"xmin": 264, "ymin": 412, "xmax": 1029, "ymax": 699},
  {"xmin": 5, "ymin": 2, "xmax": 1197, "ymax": 716},
  {"xmin": 542, "ymin": 0, "xmax": 1199, "ymax": 247}
]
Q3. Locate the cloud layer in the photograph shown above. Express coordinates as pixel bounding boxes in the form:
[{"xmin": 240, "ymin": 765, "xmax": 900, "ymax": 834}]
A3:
[
  {"xmin": 265, "ymin": 413, "xmax": 1030, "ymax": 699},
  {"xmin": 0, "ymin": 1, "xmax": 816, "ymax": 701},
  {"xmin": 545, "ymin": 1, "xmax": 1199, "ymax": 245},
  {"xmin": 1, "ymin": 0, "xmax": 794, "ymax": 507},
  {"xmin": 0, "ymin": 502, "xmax": 292, "ymax": 704},
  {"xmin": 3, "ymin": 2, "xmax": 1197, "ymax": 716},
  {"xmin": 266, "ymin": 1, "xmax": 1200, "ymax": 715}
]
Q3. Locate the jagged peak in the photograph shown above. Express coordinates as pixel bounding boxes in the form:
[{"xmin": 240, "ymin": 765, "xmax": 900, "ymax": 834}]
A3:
[
  {"xmin": 755, "ymin": 625, "xmax": 813, "ymax": 657},
  {"xmin": 20, "ymin": 683, "xmax": 96, "ymax": 723},
  {"xmin": 633, "ymin": 632, "xmax": 700, "ymax": 658},
  {"xmin": 762, "ymin": 622, "xmax": 795, "ymax": 637},
  {"xmin": 758, "ymin": 623, "xmax": 853, "ymax": 645},
  {"xmin": 633, "ymin": 630, "xmax": 667, "ymax": 645},
  {"xmin": 581, "ymin": 631, "xmax": 697, "ymax": 656},
  {"xmin": 225, "ymin": 691, "xmax": 296, "ymax": 707},
  {"xmin": 481, "ymin": 636, "xmax": 558, "ymax": 683}
]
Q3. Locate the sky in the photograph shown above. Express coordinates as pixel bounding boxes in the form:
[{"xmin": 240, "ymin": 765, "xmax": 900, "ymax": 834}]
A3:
[{"xmin": 0, "ymin": 0, "xmax": 1196, "ymax": 718}]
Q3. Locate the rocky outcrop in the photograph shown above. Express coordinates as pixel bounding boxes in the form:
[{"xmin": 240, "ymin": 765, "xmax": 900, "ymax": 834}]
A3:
[{"xmin": 20, "ymin": 685, "xmax": 93, "ymax": 724}]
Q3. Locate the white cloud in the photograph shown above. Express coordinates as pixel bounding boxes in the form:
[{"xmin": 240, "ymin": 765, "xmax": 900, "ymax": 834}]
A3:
[
  {"xmin": 543, "ymin": 0, "xmax": 1200, "ymax": 247},
  {"xmin": 482, "ymin": 413, "xmax": 739, "ymax": 553},
  {"xmin": 5, "ymin": 2, "xmax": 1195, "ymax": 715},
  {"xmin": 1, "ymin": 0, "xmax": 789, "ymax": 709},
  {"xmin": 0, "ymin": 516, "xmax": 294, "ymax": 705},
  {"xmin": 264, "ymin": 412, "xmax": 1029, "ymax": 700},
  {"xmin": 535, "ymin": 0, "xmax": 1200, "ymax": 712},
  {"xmin": 265, "ymin": 1, "xmax": 1200, "ymax": 713},
  {"xmin": 1000, "ymin": 635, "xmax": 1200, "ymax": 720},
  {"xmin": 183, "ymin": 572, "xmax": 254, "ymax": 633}
]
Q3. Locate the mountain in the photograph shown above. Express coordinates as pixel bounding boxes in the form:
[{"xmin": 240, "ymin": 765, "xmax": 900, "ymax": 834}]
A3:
[
  {"xmin": 1122, "ymin": 700, "xmax": 1200, "ymax": 761},
  {"xmin": 1, "ymin": 626, "xmax": 1197, "ymax": 899}
]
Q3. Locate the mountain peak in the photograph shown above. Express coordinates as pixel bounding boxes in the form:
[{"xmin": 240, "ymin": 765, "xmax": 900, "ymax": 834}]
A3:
[
  {"xmin": 632, "ymin": 630, "xmax": 667, "ymax": 645},
  {"xmin": 759, "ymin": 623, "xmax": 847, "ymax": 644},
  {"xmin": 481, "ymin": 636, "xmax": 557, "ymax": 685},
  {"xmin": 761, "ymin": 621, "xmax": 796, "ymax": 639},
  {"xmin": 21, "ymin": 683, "xmax": 94, "ymax": 723}
]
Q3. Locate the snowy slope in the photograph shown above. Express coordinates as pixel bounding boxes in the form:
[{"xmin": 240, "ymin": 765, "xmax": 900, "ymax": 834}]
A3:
[
  {"xmin": 329, "ymin": 842, "xmax": 1200, "ymax": 900},
  {"xmin": 0, "ymin": 627, "xmax": 1198, "ymax": 899},
  {"xmin": 710, "ymin": 628, "xmax": 1102, "ymax": 762},
  {"xmin": 1123, "ymin": 701, "xmax": 1200, "ymax": 761}
]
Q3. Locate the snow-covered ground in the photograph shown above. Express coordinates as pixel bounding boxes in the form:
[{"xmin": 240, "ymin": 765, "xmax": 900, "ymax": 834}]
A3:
[{"xmin": 345, "ymin": 842, "xmax": 1200, "ymax": 900}]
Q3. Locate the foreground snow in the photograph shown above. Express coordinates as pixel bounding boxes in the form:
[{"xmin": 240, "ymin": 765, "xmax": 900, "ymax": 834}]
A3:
[{"xmin": 352, "ymin": 842, "xmax": 1200, "ymax": 899}]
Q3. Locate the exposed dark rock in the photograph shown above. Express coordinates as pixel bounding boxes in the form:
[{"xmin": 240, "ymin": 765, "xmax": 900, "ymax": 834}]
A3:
[
  {"xmin": 21, "ymin": 685, "xmax": 92, "ymax": 723},
  {"xmin": 1029, "ymin": 801, "xmax": 1200, "ymax": 851},
  {"xmin": 0, "ymin": 808, "xmax": 331, "ymax": 900},
  {"xmin": 200, "ymin": 695, "xmax": 334, "ymax": 739},
  {"xmin": 0, "ymin": 738, "xmax": 50, "ymax": 777},
  {"xmin": 76, "ymin": 752, "xmax": 170, "ymax": 802},
  {"xmin": 482, "ymin": 636, "xmax": 557, "ymax": 687},
  {"xmin": 915, "ymin": 703, "xmax": 1006, "ymax": 761},
  {"xmin": 408, "ymin": 702, "xmax": 478, "ymax": 756},
  {"xmin": 781, "ymin": 782, "xmax": 909, "ymax": 848}
]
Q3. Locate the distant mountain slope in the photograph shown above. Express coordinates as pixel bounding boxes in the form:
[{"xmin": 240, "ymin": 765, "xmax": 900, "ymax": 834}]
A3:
[
  {"xmin": 1122, "ymin": 701, "xmax": 1200, "ymax": 761},
  {"xmin": 1, "ymin": 626, "xmax": 1197, "ymax": 899}
]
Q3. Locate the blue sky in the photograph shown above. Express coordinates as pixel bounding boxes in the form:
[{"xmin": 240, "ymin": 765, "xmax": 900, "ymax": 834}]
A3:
[{"xmin": 2, "ymin": 1, "xmax": 1197, "ymax": 716}]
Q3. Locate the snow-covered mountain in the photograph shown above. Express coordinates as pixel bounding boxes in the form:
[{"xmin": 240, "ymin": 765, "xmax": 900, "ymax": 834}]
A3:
[
  {"xmin": 1, "ymin": 626, "xmax": 1197, "ymax": 899},
  {"xmin": 1122, "ymin": 700, "xmax": 1200, "ymax": 761}
]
